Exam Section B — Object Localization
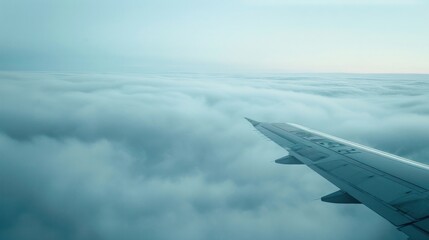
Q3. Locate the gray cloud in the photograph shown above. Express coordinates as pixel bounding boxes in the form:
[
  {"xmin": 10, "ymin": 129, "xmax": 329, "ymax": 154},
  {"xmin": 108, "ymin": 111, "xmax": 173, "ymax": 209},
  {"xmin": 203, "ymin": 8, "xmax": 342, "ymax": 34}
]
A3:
[{"xmin": 1, "ymin": 72, "xmax": 428, "ymax": 240}]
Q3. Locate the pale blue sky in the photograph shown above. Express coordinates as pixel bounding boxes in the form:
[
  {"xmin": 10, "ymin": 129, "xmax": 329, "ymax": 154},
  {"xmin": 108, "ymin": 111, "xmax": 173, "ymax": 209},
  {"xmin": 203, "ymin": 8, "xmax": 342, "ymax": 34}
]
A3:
[{"xmin": 1, "ymin": 0, "xmax": 428, "ymax": 73}]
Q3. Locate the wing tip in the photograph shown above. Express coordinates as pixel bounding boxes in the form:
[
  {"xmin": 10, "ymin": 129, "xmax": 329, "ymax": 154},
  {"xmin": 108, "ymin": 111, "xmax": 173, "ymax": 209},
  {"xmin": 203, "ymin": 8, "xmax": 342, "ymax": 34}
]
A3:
[{"xmin": 245, "ymin": 117, "xmax": 260, "ymax": 127}]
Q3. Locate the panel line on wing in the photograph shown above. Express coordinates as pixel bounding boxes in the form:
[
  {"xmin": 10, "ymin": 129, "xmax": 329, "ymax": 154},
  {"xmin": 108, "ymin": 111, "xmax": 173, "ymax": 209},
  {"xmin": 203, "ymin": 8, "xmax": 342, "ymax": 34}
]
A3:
[
  {"xmin": 270, "ymin": 124, "xmax": 428, "ymax": 193},
  {"xmin": 287, "ymin": 123, "xmax": 429, "ymax": 171}
]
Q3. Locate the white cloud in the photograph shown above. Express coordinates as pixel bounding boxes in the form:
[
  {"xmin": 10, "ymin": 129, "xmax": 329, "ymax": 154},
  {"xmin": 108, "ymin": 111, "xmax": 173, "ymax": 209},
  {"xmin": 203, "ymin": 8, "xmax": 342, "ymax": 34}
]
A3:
[{"xmin": 1, "ymin": 71, "xmax": 425, "ymax": 240}]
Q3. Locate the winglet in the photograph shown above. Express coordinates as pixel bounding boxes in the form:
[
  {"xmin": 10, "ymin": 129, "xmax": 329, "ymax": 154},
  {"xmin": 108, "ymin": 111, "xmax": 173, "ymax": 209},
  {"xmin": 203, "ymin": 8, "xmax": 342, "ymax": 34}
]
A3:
[{"xmin": 245, "ymin": 117, "xmax": 260, "ymax": 127}]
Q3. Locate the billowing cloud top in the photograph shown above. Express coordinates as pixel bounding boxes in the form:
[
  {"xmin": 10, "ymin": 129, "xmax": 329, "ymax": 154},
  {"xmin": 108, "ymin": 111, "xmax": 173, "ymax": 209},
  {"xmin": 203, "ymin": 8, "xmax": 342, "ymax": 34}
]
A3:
[{"xmin": 1, "ymin": 72, "xmax": 428, "ymax": 240}]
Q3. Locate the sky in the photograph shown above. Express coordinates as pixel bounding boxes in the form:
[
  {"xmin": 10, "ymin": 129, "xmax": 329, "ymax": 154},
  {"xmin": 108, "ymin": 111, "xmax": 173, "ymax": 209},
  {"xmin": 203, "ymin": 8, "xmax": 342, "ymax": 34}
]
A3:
[
  {"xmin": 0, "ymin": 0, "xmax": 429, "ymax": 73},
  {"xmin": 1, "ymin": 72, "xmax": 429, "ymax": 240},
  {"xmin": 1, "ymin": 1, "xmax": 429, "ymax": 239}
]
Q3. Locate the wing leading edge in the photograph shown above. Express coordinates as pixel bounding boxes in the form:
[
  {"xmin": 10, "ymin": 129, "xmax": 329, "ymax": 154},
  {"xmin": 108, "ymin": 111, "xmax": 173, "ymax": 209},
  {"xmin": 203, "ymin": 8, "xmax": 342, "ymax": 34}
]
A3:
[{"xmin": 246, "ymin": 118, "xmax": 429, "ymax": 240}]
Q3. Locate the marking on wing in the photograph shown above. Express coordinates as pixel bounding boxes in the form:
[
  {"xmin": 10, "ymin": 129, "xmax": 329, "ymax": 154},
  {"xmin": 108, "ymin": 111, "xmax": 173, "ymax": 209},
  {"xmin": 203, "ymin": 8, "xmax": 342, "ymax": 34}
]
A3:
[
  {"xmin": 272, "ymin": 123, "xmax": 429, "ymax": 192},
  {"xmin": 260, "ymin": 122, "xmax": 429, "ymax": 232},
  {"xmin": 287, "ymin": 123, "xmax": 429, "ymax": 171},
  {"xmin": 274, "ymin": 124, "xmax": 361, "ymax": 155},
  {"xmin": 262, "ymin": 123, "xmax": 428, "ymax": 204}
]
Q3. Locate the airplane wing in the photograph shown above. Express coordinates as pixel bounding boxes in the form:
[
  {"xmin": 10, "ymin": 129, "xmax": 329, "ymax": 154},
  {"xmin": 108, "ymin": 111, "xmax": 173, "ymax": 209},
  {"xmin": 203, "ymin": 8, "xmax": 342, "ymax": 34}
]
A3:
[{"xmin": 246, "ymin": 118, "xmax": 429, "ymax": 240}]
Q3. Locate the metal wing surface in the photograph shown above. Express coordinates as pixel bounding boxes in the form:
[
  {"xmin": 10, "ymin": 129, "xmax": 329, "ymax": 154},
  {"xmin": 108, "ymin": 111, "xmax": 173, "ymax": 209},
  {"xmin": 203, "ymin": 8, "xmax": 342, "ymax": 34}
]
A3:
[{"xmin": 246, "ymin": 118, "xmax": 429, "ymax": 240}]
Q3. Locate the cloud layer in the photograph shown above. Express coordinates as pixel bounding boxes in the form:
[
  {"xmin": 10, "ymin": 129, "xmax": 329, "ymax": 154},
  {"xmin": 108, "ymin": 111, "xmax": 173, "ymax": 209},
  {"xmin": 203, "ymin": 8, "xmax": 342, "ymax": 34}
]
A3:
[{"xmin": 1, "ymin": 72, "xmax": 428, "ymax": 240}]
